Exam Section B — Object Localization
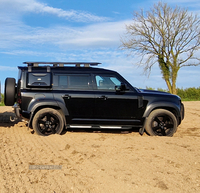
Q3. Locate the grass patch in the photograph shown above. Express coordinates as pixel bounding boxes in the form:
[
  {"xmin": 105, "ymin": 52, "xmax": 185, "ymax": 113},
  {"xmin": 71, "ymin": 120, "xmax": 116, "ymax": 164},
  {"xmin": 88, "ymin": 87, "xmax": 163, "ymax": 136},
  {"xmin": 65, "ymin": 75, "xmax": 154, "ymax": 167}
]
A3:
[{"xmin": 146, "ymin": 87, "xmax": 200, "ymax": 101}]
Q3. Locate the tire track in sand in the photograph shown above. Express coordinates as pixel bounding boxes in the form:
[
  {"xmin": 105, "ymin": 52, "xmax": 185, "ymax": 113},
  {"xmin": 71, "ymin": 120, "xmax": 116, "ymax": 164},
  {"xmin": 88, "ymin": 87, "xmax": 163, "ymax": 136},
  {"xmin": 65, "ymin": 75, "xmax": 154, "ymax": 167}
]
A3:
[{"xmin": 0, "ymin": 123, "xmax": 96, "ymax": 192}]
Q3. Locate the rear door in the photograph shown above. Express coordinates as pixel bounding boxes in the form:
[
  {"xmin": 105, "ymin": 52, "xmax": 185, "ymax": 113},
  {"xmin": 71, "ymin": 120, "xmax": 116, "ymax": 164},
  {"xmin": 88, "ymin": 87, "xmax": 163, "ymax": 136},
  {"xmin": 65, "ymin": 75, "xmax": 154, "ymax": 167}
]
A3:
[{"xmin": 53, "ymin": 73, "xmax": 95, "ymax": 124}]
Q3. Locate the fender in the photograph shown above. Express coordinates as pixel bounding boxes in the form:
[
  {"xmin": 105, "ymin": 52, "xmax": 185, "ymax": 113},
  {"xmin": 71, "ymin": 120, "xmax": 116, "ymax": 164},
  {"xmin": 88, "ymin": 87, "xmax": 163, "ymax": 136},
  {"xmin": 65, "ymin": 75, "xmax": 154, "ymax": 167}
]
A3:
[
  {"xmin": 27, "ymin": 97, "xmax": 69, "ymax": 127},
  {"xmin": 143, "ymin": 101, "xmax": 181, "ymax": 118}
]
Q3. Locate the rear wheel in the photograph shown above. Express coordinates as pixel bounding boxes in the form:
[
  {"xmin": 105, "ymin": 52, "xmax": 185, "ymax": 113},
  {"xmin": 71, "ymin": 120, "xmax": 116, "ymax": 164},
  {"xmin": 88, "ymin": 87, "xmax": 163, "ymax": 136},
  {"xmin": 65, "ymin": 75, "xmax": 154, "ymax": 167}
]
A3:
[
  {"xmin": 32, "ymin": 108, "xmax": 64, "ymax": 136},
  {"xmin": 145, "ymin": 109, "xmax": 177, "ymax": 136},
  {"xmin": 4, "ymin": 78, "xmax": 16, "ymax": 106}
]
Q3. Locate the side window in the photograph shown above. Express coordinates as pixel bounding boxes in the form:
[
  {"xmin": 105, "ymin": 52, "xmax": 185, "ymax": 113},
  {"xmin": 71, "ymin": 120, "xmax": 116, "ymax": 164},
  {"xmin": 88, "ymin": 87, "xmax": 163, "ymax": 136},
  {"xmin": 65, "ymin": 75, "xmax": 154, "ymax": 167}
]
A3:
[
  {"xmin": 68, "ymin": 75, "xmax": 91, "ymax": 89},
  {"xmin": 95, "ymin": 75, "xmax": 122, "ymax": 90},
  {"xmin": 59, "ymin": 76, "xmax": 68, "ymax": 87},
  {"xmin": 53, "ymin": 74, "xmax": 91, "ymax": 90}
]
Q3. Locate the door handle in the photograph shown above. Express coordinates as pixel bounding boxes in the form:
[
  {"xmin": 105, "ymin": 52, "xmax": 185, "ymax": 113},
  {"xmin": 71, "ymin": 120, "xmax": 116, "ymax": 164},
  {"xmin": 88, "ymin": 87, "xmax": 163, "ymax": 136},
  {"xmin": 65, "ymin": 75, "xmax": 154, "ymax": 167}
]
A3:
[
  {"xmin": 98, "ymin": 95, "xmax": 107, "ymax": 100},
  {"xmin": 62, "ymin": 94, "xmax": 71, "ymax": 99}
]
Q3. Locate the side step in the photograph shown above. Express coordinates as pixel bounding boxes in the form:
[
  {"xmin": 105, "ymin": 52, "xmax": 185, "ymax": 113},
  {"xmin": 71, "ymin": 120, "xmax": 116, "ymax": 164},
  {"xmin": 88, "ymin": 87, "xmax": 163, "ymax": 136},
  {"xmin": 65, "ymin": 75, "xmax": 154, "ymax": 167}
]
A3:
[{"xmin": 68, "ymin": 125, "xmax": 133, "ymax": 129}]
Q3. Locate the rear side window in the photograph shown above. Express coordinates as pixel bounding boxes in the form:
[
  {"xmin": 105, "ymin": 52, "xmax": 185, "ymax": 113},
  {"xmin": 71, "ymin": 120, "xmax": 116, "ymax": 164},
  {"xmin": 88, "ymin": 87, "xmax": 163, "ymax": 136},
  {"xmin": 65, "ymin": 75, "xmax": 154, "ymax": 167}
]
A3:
[
  {"xmin": 27, "ymin": 73, "xmax": 52, "ymax": 87},
  {"xmin": 53, "ymin": 74, "xmax": 92, "ymax": 90}
]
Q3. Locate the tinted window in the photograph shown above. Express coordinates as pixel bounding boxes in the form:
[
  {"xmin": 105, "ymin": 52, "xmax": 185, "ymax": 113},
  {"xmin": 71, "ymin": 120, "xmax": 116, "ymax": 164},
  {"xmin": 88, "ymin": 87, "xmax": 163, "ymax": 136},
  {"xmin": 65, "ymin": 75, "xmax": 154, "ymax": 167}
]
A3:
[
  {"xmin": 95, "ymin": 75, "xmax": 122, "ymax": 90},
  {"xmin": 59, "ymin": 76, "xmax": 68, "ymax": 87},
  {"xmin": 53, "ymin": 74, "xmax": 91, "ymax": 90}
]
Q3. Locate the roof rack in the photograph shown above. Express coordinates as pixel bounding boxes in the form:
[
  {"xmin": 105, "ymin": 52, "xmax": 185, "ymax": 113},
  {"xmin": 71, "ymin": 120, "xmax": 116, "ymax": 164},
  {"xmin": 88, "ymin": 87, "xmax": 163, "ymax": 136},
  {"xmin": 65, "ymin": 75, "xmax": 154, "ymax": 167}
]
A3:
[{"xmin": 23, "ymin": 62, "xmax": 101, "ymax": 67}]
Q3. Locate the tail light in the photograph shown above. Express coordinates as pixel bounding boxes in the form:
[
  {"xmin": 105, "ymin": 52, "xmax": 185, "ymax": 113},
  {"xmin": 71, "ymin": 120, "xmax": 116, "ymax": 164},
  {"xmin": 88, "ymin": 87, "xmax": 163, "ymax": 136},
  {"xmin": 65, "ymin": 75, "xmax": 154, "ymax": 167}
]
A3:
[{"xmin": 17, "ymin": 91, "xmax": 22, "ymax": 104}]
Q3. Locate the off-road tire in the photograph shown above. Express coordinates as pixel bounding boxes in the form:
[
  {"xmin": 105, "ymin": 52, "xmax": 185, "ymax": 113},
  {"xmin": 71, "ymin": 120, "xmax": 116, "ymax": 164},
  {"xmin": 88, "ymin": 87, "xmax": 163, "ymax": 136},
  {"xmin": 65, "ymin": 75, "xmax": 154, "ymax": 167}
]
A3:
[
  {"xmin": 145, "ymin": 109, "xmax": 177, "ymax": 137},
  {"xmin": 32, "ymin": 108, "xmax": 64, "ymax": 136},
  {"xmin": 4, "ymin": 78, "xmax": 16, "ymax": 106}
]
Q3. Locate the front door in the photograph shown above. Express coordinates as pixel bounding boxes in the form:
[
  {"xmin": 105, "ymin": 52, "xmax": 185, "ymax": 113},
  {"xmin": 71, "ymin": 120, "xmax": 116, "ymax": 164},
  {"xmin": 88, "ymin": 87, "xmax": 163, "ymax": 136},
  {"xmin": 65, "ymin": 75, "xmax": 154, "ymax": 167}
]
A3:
[{"xmin": 93, "ymin": 74, "xmax": 139, "ymax": 125}]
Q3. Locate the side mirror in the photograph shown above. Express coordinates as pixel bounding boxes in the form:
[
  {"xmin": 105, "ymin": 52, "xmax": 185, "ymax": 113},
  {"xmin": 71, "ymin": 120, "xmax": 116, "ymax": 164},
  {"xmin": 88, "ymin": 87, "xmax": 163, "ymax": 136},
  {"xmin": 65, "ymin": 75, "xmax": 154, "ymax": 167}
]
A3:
[{"xmin": 115, "ymin": 83, "xmax": 128, "ymax": 93}]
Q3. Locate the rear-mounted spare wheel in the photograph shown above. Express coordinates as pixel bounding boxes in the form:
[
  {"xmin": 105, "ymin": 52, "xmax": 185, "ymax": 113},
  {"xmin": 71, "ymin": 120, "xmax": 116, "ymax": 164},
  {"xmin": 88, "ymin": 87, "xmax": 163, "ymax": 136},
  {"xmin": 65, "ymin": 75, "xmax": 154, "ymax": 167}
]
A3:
[{"xmin": 4, "ymin": 78, "xmax": 16, "ymax": 106}]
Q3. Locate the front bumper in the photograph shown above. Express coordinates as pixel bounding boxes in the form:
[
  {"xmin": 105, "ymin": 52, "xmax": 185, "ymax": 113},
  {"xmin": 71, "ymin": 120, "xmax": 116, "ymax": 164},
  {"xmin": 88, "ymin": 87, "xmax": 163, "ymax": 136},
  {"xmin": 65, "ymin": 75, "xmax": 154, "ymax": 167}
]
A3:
[{"xmin": 181, "ymin": 103, "xmax": 185, "ymax": 121}]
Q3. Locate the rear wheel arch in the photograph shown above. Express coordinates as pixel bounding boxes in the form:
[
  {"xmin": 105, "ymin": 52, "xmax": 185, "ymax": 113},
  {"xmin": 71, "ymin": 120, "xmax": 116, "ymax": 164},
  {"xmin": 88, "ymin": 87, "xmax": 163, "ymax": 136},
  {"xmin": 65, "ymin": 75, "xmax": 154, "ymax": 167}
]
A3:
[{"xmin": 29, "ymin": 105, "xmax": 66, "ymax": 128}]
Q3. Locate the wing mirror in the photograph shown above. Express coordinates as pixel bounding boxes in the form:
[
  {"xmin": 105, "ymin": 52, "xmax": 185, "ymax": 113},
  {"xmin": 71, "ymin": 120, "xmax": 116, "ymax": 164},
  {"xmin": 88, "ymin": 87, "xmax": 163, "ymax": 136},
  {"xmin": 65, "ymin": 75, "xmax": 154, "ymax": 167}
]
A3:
[{"xmin": 115, "ymin": 83, "xmax": 129, "ymax": 93}]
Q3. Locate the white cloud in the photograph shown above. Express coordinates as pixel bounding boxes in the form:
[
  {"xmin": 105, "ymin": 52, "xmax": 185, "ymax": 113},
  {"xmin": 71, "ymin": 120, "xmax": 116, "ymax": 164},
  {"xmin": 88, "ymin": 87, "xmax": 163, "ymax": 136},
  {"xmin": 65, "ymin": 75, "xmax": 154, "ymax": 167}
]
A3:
[
  {"xmin": 0, "ymin": 16, "xmax": 130, "ymax": 50},
  {"xmin": 0, "ymin": 0, "xmax": 130, "ymax": 50},
  {"xmin": 55, "ymin": 21, "xmax": 129, "ymax": 48},
  {"xmin": 0, "ymin": 66, "xmax": 17, "ymax": 71},
  {"xmin": 164, "ymin": 0, "xmax": 200, "ymax": 4},
  {"xmin": 0, "ymin": 0, "xmax": 108, "ymax": 22}
]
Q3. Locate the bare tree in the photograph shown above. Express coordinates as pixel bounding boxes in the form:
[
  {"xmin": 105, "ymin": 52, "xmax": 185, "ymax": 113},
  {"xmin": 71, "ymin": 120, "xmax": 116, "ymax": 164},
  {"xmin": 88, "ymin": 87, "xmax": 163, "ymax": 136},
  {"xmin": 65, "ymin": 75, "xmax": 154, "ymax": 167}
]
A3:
[{"xmin": 121, "ymin": 2, "xmax": 200, "ymax": 94}]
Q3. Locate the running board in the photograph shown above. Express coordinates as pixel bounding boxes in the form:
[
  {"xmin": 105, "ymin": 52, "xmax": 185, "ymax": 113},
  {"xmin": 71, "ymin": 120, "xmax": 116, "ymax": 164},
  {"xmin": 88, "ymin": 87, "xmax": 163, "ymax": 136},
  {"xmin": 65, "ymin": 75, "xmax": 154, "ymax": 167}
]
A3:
[
  {"xmin": 68, "ymin": 125, "xmax": 132, "ymax": 129},
  {"xmin": 100, "ymin": 126, "xmax": 122, "ymax": 129},
  {"xmin": 69, "ymin": 125, "xmax": 92, "ymax": 129}
]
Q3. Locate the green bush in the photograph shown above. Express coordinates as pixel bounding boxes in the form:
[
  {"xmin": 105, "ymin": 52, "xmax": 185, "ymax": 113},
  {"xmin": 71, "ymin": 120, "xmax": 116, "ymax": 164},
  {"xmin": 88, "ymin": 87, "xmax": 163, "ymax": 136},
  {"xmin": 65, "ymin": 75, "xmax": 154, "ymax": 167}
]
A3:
[
  {"xmin": 177, "ymin": 87, "xmax": 200, "ymax": 101},
  {"xmin": 145, "ymin": 87, "xmax": 169, "ymax": 93},
  {"xmin": 0, "ymin": 93, "xmax": 4, "ymax": 106},
  {"xmin": 146, "ymin": 86, "xmax": 200, "ymax": 101}
]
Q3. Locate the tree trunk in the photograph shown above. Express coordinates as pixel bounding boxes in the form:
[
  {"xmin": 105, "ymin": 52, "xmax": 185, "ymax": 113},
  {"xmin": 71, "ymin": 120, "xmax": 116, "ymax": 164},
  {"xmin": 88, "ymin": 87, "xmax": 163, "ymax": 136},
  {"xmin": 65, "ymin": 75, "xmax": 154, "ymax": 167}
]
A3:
[
  {"xmin": 171, "ymin": 67, "xmax": 178, "ymax": 95},
  {"xmin": 158, "ymin": 55, "xmax": 179, "ymax": 95},
  {"xmin": 158, "ymin": 55, "xmax": 173, "ymax": 93},
  {"xmin": 165, "ymin": 79, "xmax": 172, "ymax": 94}
]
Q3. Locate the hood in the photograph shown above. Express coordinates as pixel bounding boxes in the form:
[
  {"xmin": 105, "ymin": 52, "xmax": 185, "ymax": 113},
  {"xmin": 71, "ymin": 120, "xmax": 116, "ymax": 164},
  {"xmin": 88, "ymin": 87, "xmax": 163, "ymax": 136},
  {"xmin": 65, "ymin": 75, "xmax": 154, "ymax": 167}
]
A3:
[
  {"xmin": 139, "ymin": 89, "xmax": 170, "ymax": 94},
  {"xmin": 138, "ymin": 88, "xmax": 181, "ymax": 100}
]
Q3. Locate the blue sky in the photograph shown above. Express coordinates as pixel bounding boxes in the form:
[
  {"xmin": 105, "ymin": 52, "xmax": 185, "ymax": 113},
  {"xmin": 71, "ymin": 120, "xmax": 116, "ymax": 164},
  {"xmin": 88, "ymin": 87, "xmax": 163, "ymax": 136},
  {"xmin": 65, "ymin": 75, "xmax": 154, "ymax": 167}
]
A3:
[{"xmin": 0, "ymin": 0, "xmax": 200, "ymax": 92}]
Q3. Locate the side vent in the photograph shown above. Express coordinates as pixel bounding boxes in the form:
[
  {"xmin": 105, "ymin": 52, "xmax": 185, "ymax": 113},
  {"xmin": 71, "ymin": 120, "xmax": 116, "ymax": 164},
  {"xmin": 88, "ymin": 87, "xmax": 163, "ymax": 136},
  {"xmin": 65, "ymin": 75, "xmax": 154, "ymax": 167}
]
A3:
[{"xmin": 138, "ymin": 96, "xmax": 143, "ymax": 108}]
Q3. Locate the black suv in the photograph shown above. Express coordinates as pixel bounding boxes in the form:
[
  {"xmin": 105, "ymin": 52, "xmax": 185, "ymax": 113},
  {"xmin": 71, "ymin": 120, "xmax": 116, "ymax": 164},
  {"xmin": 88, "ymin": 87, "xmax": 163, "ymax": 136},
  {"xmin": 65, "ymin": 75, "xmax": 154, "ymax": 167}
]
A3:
[{"xmin": 4, "ymin": 62, "xmax": 184, "ymax": 136}]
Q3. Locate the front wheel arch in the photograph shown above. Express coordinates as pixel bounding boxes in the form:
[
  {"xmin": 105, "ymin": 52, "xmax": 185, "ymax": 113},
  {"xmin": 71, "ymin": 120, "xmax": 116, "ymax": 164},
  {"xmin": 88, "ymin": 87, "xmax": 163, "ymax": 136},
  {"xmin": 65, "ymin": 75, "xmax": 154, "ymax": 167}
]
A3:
[{"xmin": 143, "ymin": 102, "xmax": 180, "ymax": 121}]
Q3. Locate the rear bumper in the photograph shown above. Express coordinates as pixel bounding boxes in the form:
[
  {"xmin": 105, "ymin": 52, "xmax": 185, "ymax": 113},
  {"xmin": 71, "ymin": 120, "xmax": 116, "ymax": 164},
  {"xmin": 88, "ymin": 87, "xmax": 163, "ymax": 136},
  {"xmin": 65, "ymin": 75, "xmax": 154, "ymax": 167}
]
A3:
[
  {"xmin": 13, "ymin": 103, "xmax": 30, "ymax": 123},
  {"xmin": 13, "ymin": 103, "xmax": 21, "ymax": 119}
]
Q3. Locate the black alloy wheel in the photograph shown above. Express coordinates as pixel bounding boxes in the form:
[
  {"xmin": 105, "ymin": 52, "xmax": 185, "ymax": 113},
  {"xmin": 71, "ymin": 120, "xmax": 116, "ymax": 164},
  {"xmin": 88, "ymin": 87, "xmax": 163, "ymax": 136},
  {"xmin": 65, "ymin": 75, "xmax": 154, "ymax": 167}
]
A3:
[
  {"xmin": 32, "ymin": 108, "xmax": 64, "ymax": 136},
  {"xmin": 145, "ymin": 109, "xmax": 177, "ymax": 136}
]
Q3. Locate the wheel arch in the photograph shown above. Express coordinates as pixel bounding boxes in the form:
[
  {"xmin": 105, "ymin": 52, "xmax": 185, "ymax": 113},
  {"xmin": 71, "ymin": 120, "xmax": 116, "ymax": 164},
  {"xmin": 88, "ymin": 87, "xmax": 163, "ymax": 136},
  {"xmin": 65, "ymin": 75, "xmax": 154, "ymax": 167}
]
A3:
[
  {"xmin": 143, "ymin": 102, "xmax": 181, "ymax": 123},
  {"xmin": 28, "ymin": 101, "xmax": 68, "ymax": 128}
]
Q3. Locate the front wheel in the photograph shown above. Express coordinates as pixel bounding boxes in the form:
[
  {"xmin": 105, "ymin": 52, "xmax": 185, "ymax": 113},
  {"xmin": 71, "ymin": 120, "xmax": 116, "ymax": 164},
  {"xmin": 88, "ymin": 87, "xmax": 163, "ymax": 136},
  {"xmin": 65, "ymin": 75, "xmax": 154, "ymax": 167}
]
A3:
[
  {"xmin": 145, "ymin": 109, "xmax": 177, "ymax": 137},
  {"xmin": 32, "ymin": 108, "xmax": 64, "ymax": 136}
]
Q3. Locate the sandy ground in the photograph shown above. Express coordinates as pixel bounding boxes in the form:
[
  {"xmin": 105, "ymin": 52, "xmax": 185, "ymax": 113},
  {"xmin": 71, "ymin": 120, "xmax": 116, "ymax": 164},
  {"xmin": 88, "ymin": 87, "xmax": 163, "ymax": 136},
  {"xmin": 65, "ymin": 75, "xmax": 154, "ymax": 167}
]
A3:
[{"xmin": 0, "ymin": 101, "xmax": 199, "ymax": 193}]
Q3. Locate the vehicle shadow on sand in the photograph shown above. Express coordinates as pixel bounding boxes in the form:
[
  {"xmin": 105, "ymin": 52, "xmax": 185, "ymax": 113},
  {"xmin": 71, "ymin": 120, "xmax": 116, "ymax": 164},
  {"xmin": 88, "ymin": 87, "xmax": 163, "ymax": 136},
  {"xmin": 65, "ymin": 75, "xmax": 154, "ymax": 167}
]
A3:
[
  {"xmin": 0, "ymin": 112, "xmax": 19, "ymax": 127},
  {"xmin": 64, "ymin": 127, "xmax": 141, "ymax": 135}
]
